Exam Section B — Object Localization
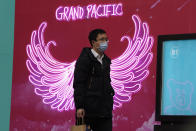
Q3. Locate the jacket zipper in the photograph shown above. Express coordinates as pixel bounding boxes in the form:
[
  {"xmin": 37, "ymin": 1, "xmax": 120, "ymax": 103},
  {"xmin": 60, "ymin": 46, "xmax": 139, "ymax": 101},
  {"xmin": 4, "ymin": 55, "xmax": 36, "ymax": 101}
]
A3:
[
  {"xmin": 88, "ymin": 66, "xmax": 94, "ymax": 88},
  {"xmin": 88, "ymin": 77, "xmax": 93, "ymax": 88}
]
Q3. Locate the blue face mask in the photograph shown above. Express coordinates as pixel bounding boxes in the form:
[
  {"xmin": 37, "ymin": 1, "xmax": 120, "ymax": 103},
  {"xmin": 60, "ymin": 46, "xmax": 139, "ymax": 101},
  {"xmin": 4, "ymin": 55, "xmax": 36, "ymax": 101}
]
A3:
[{"xmin": 98, "ymin": 42, "xmax": 108, "ymax": 52}]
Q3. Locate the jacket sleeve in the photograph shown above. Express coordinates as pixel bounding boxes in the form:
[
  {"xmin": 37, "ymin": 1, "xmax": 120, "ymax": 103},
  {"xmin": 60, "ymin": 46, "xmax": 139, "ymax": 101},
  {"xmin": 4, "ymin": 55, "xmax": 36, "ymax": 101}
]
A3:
[
  {"xmin": 73, "ymin": 52, "xmax": 90, "ymax": 110},
  {"xmin": 108, "ymin": 59, "xmax": 115, "ymax": 96}
]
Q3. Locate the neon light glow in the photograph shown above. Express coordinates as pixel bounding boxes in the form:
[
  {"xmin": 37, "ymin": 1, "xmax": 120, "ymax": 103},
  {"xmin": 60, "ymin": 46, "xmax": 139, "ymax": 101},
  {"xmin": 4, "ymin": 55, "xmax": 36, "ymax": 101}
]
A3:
[
  {"xmin": 56, "ymin": 3, "xmax": 123, "ymax": 21},
  {"xmin": 26, "ymin": 15, "xmax": 154, "ymax": 112}
]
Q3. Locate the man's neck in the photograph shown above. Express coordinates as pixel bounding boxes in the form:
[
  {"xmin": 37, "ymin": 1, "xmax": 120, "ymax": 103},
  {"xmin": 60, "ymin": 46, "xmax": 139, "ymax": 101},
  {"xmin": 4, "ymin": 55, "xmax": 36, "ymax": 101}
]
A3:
[{"xmin": 92, "ymin": 47, "xmax": 103, "ymax": 56}]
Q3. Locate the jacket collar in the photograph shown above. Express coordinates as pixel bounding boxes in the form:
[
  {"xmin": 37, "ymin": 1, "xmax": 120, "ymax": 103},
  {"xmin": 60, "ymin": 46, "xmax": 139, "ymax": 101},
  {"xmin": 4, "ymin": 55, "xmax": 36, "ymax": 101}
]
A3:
[
  {"xmin": 82, "ymin": 47, "xmax": 110, "ymax": 63},
  {"xmin": 91, "ymin": 48, "xmax": 104, "ymax": 60}
]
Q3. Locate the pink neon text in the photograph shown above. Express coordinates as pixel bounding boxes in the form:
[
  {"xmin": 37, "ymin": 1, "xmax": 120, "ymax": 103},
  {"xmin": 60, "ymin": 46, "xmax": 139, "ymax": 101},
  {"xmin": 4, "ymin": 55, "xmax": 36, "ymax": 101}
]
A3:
[{"xmin": 56, "ymin": 3, "xmax": 123, "ymax": 21}]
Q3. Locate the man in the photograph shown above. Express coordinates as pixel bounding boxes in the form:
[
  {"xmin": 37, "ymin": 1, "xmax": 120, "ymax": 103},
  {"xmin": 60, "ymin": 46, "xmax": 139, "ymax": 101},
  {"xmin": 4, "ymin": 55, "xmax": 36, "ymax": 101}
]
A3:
[{"xmin": 73, "ymin": 29, "xmax": 115, "ymax": 131}]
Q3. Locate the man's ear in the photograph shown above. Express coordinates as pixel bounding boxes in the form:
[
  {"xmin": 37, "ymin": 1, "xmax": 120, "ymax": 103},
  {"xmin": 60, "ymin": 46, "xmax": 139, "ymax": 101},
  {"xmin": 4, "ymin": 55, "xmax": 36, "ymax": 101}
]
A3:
[{"xmin": 92, "ymin": 41, "xmax": 95, "ymax": 47}]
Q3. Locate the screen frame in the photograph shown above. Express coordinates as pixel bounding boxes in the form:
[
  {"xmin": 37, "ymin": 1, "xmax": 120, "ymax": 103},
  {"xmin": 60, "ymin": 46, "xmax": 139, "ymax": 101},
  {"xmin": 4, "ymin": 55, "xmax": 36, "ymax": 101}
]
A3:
[{"xmin": 155, "ymin": 33, "xmax": 196, "ymax": 122}]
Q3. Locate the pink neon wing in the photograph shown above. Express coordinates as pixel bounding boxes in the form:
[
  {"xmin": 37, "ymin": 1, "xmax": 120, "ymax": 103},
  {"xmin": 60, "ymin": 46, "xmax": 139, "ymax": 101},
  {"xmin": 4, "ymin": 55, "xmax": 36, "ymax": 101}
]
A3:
[
  {"xmin": 26, "ymin": 15, "xmax": 153, "ymax": 112},
  {"xmin": 26, "ymin": 22, "xmax": 76, "ymax": 112},
  {"xmin": 111, "ymin": 15, "xmax": 154, "ymax": 109}
]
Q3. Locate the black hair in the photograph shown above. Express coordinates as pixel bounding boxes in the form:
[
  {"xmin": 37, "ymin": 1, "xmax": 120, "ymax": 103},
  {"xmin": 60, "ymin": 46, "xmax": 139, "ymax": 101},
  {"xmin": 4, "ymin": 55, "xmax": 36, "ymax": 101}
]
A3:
[{"xmin": 88, "ymin": 29, "xmax": 106, "ymax": 46}]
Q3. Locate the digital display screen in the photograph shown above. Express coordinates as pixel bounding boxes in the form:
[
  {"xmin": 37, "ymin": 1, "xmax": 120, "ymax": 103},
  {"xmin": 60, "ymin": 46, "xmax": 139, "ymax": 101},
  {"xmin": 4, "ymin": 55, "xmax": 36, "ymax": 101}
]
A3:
[{"xmin": 161, "ymin": 39, "xmax": 196, "ymax": 116}]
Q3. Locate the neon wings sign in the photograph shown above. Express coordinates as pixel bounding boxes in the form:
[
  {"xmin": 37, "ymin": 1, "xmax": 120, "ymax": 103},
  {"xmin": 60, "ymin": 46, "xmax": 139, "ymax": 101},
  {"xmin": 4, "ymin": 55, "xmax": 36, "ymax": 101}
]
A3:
[{"xmin": 26, "ymin": 15, "xmax": 154, "ymax": 112}]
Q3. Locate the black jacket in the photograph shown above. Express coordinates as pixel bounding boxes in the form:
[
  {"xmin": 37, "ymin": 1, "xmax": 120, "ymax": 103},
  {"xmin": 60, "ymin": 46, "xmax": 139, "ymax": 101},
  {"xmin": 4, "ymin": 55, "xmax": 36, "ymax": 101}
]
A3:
[{"xmin": 73, "ymin": 47, "xmax": 114, "ymax": 117}]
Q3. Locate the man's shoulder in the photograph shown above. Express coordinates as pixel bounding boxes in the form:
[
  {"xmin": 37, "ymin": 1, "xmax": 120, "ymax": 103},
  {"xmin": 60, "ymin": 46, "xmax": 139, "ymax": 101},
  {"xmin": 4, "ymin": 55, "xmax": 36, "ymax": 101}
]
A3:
[
  {"xmin": 103, "ymin": 54, "xmax": 111, "ymax": 63},
  {"xmin": 80, "ymin": 47, "xmax": 91, "ymax": 54},
  {"xmin": 77, "ymin": 47, "xmax": 94, "ymax": 62},
  {"xmin": 78, "ymin": 47, "xmax": 91, "ymax": 58}
]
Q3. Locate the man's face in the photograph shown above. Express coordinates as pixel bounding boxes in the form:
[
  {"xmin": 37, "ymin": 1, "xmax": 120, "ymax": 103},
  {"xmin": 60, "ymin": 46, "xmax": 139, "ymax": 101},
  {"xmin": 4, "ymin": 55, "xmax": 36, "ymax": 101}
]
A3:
[{"xmin": 92, "ymin": 33, "xmax": 108, "ymax": 49}]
